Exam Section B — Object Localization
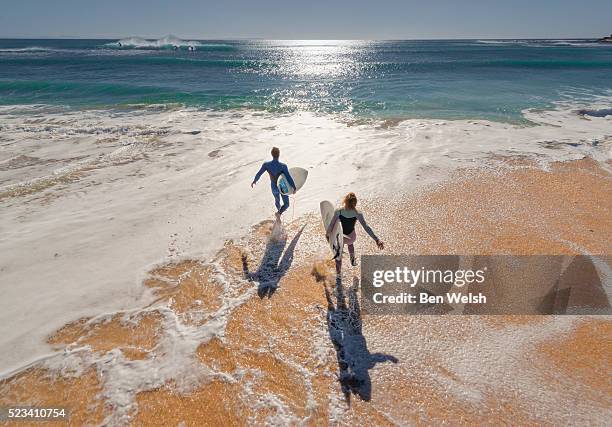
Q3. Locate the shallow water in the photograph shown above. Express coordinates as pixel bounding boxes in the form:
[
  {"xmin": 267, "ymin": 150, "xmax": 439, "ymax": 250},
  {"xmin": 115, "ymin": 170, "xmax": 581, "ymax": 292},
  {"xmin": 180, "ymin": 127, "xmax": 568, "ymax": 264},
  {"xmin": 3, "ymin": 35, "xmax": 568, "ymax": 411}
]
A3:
[
  {"xmin": 0, "ymin": 102, "xmax": 611, "ymax": 376},
  {"xmin": 1, "ymin": 161, "xmax": 610, "ymax": 424},
  {"xmin": 1, "ymin": 38, "xmax": 612, "ymax": 122}
]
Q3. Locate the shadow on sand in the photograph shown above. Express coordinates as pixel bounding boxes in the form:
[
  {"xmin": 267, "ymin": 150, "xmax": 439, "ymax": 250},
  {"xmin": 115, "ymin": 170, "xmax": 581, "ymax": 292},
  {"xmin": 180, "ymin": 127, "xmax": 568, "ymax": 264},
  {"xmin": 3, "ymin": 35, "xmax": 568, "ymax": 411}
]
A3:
[
  {"xmin": 242, "ymin": 220, "xmax": 305, "ymax": 298},
  {"xmin": 325, "ymin": 276, "xmax": 398, "ymax": 404}
]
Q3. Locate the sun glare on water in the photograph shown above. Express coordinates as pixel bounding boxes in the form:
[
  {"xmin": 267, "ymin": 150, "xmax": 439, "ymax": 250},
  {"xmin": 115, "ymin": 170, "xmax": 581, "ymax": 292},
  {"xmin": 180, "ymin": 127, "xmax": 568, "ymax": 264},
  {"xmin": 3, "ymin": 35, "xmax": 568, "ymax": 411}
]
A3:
[
  {"xmin": 271, "ymin": 40, "xmax": 370, "ymax": 78},
  {"xmin": 259, "ymin": 40, "xmax": 373, "ymax": 113}
]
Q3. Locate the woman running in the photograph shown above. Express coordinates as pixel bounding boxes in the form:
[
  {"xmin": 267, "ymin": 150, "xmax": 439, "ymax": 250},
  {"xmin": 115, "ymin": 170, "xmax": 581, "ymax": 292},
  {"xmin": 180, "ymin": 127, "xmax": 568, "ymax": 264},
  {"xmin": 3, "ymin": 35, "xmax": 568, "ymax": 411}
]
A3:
[{"xmin": 326, "ymin": 192, "xmax": 384, "ymax": 274}]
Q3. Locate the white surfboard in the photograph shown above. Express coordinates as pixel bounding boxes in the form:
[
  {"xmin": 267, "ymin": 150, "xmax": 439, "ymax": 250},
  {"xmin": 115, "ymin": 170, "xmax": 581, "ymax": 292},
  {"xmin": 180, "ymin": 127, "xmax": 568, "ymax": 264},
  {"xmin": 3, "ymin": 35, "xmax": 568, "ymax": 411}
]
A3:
[
  {"xmin": 278, "ymin": 167, "xmax": 308, "ymax": 195},
  {"xmin": 320, "ymin": 200, "xmax": 343, "ymax": 260}
]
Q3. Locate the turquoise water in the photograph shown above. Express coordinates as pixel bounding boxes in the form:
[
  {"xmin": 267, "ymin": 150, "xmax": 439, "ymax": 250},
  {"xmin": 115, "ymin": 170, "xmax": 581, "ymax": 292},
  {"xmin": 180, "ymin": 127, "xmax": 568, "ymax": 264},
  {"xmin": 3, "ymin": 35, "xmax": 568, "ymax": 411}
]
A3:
[{"xmin": 1, "ymin": 38, "xmax": 611, "ymax": 122}]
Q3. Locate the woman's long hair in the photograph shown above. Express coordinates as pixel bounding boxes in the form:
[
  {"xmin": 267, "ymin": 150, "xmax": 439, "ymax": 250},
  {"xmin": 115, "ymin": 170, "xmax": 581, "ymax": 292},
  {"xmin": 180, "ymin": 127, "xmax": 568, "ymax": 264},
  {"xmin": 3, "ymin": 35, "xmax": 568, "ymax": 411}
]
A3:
[{"xmin": 343, "ymin": 192, "xmax": 358, "ymax": 210}]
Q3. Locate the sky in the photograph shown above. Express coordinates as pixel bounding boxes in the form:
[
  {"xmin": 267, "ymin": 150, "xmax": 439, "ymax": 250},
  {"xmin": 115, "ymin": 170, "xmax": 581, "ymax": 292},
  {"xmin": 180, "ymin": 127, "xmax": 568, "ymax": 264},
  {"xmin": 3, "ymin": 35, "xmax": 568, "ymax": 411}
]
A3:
[{"xmin": 1, "ymin": 0, "xmax": 611, "ymax": 39}]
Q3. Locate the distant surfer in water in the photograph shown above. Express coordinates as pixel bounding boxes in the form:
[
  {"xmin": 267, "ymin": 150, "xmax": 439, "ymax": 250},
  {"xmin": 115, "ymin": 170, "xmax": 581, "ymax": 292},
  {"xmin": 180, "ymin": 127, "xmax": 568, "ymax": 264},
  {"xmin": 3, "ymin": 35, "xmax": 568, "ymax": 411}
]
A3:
[
  {"xmin": 327, "ymin": 192, "xmax": 384, "ymax": 274},
  {"xmin": 252, "ymin": 147, "xmax": 296, "ymax": 219}
]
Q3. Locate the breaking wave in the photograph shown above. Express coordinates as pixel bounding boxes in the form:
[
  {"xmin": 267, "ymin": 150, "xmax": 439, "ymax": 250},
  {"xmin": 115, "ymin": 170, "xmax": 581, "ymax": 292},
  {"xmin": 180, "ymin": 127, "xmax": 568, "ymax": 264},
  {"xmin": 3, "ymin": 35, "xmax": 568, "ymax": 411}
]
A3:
[
  {"xmin": 107, "ymin": 35, "xmax": 234, "ymax": 51},
  {"xmin": 475, "ymin": 39, "xmax": 604, "ymax": 48}
]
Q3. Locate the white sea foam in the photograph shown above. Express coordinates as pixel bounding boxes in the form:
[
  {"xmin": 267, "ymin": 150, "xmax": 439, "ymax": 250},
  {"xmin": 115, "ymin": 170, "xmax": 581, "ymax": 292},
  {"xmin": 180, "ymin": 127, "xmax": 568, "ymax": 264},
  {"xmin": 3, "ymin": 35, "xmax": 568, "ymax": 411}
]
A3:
[
  {"xmin": 475, "ymin": 39, "xmax": 604, "ymax": 48},
  {"xmin": 0, "ymin": 47, "xmax": 100, "ymax": 56},
  {"xmin": 25, "ymin": 255, "xmax": 255, "ymax": 425},
  {"xmin": 364, "ymin": 315, "xmax": 610, "ymax": 424},
  {"xmin": 0, "ymin": 46, "xmax": 55, "ymax": 53},
  {"xmin": 0, "ymin": 101, "xmax": 611, "ymax": 381},
  {"xmin": 109, "ymin": 35, "xmax": 220, "ymax": 50}
]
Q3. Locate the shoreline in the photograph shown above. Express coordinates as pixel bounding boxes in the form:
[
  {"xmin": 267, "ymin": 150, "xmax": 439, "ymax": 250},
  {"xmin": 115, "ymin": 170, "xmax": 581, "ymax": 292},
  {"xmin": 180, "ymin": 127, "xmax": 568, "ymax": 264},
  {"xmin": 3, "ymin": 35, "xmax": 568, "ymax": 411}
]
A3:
[
  {"xmin": 1, "ymin": 156, "xmax": 610, "ymax": 424},
  {"xmin": 0, "ymin": 103, "xmax": 611, "ymax": 375}
]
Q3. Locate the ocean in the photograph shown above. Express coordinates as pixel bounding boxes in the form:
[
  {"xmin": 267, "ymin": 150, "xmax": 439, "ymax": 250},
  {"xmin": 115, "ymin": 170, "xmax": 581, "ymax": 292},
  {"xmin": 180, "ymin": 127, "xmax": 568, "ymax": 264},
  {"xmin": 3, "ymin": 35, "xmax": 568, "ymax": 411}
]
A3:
[
  {"xmin": 1, "ymin": 37, "xmax": 612, "ymax": 122},
  {"xmin": 1, "ymin": 37, "xmax": 611, "ymax": 424}
]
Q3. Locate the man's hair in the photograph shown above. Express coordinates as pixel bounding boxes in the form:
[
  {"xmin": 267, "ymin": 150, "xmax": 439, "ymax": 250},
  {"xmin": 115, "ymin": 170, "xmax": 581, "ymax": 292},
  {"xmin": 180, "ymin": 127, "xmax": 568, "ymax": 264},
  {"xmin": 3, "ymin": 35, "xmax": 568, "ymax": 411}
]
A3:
[{"xmin": 271, "ymin": 147, "xmax": 280, "ymax": 158}]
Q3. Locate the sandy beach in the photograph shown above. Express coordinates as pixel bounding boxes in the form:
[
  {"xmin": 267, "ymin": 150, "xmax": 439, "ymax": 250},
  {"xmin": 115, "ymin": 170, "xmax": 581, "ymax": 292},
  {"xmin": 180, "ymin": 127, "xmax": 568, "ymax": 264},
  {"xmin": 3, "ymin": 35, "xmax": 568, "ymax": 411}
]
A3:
[
  {"xmin": 1, "ymin": 154, "xmax": 610, "ymax": 425},
  {"xmin": 1, "ymin": 104, "xmax": 610, "ymax": 374},
  {"xmin": 0, "ymin": 34, "xmax": 611, "ymax": 426}
]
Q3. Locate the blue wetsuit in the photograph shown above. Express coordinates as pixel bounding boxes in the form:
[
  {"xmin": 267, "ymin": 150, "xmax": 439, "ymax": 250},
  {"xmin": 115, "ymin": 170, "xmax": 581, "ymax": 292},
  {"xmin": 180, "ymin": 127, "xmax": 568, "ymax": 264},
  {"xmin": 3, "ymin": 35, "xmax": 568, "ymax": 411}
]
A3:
[{"xmin": 253, "ymin": 159, "xmax": 296, "ymax": 215}]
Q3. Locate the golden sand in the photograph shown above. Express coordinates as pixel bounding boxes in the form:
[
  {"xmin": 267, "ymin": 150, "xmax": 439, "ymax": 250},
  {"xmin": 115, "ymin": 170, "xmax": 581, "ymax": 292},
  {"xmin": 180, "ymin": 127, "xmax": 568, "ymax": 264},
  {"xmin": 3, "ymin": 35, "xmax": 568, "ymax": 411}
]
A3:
[
  {"xmin": 49, "ymin": 311, "xmax": 163, "ymax": 361},
  {"xmin": 0, "ymin": 369, "xmax": 104, "ymax": 426},
  {"xmin": 537, "ymin": 319, "xmax": 612, "ymax": 398},
  {"xmin": 1, "ymin": 158, "xmax": 610, "ymax": 425},
  {"xmin": 372, "ymin": 157, "xmax": 611, "ymax": 255}
]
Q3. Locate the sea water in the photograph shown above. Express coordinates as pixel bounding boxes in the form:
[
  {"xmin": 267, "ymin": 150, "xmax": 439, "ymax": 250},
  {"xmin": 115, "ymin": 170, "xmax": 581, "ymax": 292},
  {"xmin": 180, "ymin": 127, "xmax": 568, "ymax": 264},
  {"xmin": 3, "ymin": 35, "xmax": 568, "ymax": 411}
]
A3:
[
  {"xmin": 1, "ymin": 37, "xmax": 612, "ymax": 122},
  {"xmin": 0, "ymin": 37, "xmax": 611, "ymax": 388}
]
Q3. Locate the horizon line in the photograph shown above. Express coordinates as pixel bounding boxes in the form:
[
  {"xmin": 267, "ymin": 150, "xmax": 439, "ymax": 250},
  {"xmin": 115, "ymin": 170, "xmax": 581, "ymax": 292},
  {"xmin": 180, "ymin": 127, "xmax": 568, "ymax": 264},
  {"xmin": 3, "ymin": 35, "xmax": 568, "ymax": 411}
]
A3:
[{"xmin": 0, "ymin": 36, "xmax": 604, "ymax": 41}]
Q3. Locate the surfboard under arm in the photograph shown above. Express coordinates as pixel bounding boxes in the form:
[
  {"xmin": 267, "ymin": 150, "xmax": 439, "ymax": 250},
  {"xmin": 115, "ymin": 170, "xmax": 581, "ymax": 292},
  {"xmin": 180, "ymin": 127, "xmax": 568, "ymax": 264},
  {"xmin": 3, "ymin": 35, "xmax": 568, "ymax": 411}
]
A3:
[
  {"xmin": 320, "ymin": 200, "xmax": 343, "ymax": 260},
  {"xmin": 278, "ymin": 167, "xmax": 309, "ymax": 195}
]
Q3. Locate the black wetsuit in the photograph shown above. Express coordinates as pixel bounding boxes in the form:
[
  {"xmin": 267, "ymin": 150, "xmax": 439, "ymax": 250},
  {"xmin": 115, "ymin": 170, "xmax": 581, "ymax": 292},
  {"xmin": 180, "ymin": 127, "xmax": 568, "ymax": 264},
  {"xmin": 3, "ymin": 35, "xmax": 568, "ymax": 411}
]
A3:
[
  {"xmin": 339, "ymin": 214, "xmax": 357, "ymax": 235},
  {"xmin": 333, "ymin": 209, "xmax": 379, "ymax": 242}
]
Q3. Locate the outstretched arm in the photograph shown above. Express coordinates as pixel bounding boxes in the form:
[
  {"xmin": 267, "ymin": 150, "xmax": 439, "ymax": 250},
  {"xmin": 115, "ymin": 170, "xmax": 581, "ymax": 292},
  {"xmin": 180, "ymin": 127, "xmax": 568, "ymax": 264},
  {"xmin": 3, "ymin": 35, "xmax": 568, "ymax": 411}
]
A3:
[
  {"xmin": 357, "ymin": 212, "xmax": 384, "ymax": 248},
  {"xmin": 252, "ymin": 163, "xmax": 266, "ymax": 186}
]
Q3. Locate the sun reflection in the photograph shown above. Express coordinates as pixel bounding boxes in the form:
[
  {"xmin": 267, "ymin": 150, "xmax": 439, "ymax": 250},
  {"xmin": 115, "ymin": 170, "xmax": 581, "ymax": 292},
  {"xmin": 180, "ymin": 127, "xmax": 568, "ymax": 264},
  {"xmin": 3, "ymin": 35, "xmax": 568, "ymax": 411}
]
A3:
[
  {"xmin": 255, "ymin": 40, "xmax": 373, "ymax": 113},
  {"xmin": 269, "ymin": 40, "xmax": 371, "ymax": 79}
]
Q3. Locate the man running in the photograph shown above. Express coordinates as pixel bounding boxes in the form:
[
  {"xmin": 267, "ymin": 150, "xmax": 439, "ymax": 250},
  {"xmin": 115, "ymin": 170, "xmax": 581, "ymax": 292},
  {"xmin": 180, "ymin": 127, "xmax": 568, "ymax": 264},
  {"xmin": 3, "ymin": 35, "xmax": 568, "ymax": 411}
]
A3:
[{"xmin": 251, "ymin": 147, "xmax": 296, "ymax": 219}]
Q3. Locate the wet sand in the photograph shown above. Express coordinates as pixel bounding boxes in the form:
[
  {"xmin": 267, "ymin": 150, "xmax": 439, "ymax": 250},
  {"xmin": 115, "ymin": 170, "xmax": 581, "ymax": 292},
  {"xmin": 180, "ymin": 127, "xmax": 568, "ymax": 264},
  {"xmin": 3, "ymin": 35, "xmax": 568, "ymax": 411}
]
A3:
[{"xmin": 1, "ymin": 157, "xmax": 610, "ymax": 426}]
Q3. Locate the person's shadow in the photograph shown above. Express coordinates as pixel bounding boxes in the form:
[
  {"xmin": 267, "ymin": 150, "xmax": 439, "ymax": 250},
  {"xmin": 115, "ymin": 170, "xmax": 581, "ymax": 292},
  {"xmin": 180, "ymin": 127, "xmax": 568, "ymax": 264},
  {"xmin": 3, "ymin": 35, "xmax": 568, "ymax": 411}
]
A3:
[
  {"xmin": 242, "ymin": 221, "xmax": 305, "ymax": 298},
  {"xmin": 325, "ymin": 276, "xmax": 398, "ymax": 404}
]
